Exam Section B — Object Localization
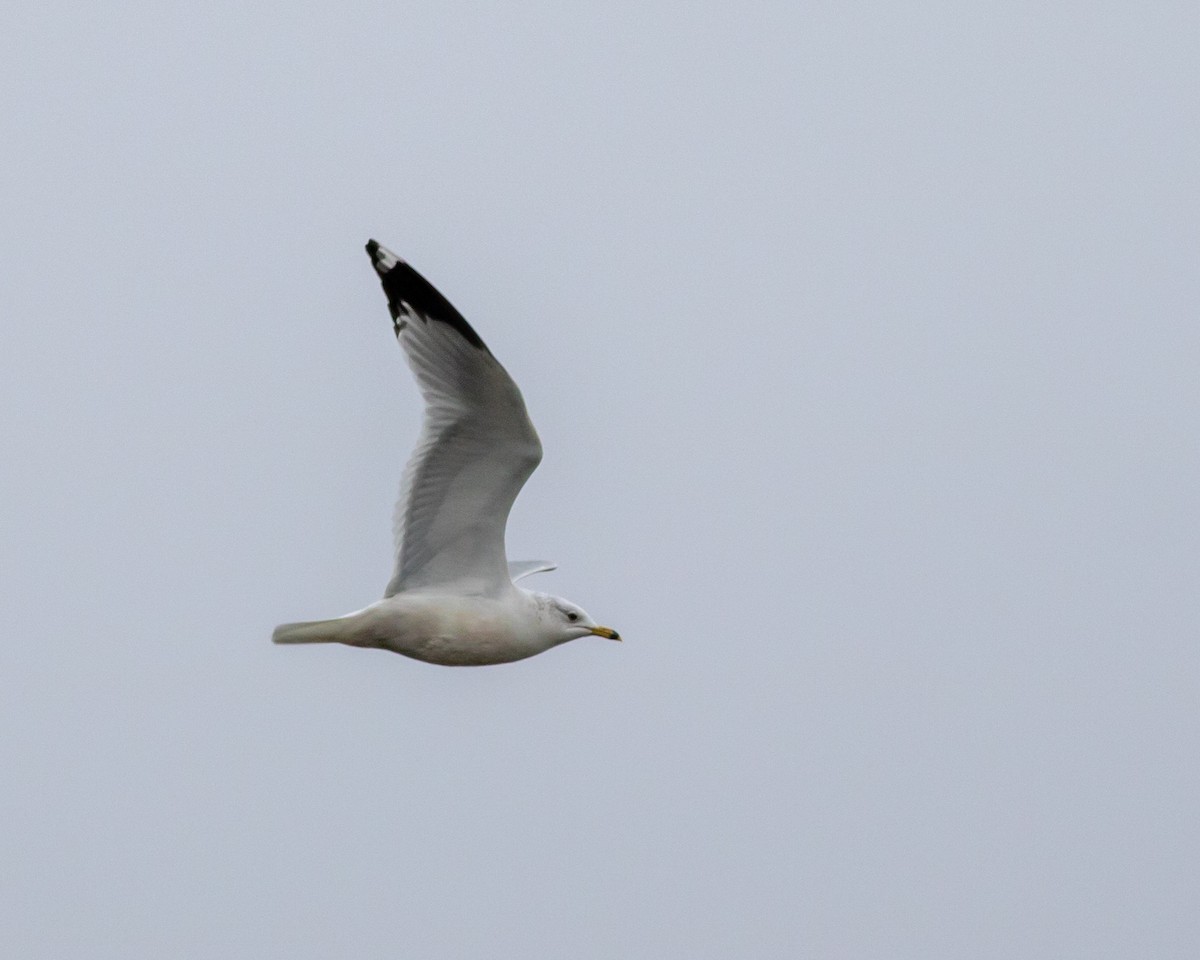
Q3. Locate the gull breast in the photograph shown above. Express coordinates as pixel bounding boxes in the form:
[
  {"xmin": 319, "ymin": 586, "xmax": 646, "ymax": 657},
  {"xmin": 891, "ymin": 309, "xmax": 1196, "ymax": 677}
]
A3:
[{"xmin": 367, "ymin": 592, "xmax": 538, "ymax": 666}]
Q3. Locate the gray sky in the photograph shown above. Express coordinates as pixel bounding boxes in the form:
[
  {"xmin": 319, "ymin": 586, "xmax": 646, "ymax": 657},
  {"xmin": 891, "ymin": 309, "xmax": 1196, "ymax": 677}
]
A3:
[{"xmin": 2, "ymin": 1, "xmax": 1197, "ymax": 957}]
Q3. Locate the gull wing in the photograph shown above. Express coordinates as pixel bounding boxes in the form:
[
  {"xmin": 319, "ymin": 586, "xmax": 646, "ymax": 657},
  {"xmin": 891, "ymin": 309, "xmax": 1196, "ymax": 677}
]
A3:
[
  {"xmin": 507, "ymin": 560, "xmax": 558, "ymax": 582},
  {"xmin": 366, "ymin": 240, "xmax": 542, "ymax": 597}
]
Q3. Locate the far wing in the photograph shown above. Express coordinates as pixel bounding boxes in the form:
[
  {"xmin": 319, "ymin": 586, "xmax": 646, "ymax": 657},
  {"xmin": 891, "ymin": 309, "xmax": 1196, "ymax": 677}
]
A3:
[
  {"xmin": 507, "ymin": 560, "xmax": 558, "ymax": 582},
  {"xmin": 366, "ymin": 240, "xmax": 542, "ymax": 597}
]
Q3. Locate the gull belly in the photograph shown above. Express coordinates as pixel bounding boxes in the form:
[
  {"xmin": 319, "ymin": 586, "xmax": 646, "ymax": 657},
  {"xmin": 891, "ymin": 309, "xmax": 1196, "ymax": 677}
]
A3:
[{"xmin": 354, "ymin": 591, "xmax": 551, "ymax": 666}]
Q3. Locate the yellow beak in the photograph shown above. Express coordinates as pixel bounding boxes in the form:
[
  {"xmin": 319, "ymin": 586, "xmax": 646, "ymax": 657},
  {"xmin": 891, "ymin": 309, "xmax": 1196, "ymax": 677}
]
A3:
[{"xmin": 589, "ymin": 626, "xmax": 621, "ymax": 641}]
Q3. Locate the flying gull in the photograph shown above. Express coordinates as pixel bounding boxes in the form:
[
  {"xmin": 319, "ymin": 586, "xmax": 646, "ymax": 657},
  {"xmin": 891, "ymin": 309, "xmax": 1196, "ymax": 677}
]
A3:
[{"xmin": 272, "ymin": 240, "xmax": 620, "ymax": 665}]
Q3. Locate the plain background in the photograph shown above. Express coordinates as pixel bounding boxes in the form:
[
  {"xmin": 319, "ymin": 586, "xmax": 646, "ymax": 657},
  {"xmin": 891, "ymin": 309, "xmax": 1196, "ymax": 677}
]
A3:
[{"xmin": 2, "ymin": 2, "xmax": 1197, "ymax": 957}]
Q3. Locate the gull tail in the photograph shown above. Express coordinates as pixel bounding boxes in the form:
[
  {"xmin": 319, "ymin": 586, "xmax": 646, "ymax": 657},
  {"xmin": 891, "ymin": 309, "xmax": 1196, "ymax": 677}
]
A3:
[{"xmin": 272, "ymin": 618, "xmax": 352, "ymax": 646}]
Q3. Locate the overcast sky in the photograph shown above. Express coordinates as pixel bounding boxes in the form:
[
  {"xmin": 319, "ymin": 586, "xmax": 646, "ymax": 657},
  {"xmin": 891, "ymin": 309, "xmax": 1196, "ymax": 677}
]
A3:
[{"xmin": 2, "ymin": 2, "xmax": 1197, "ymax": 957}]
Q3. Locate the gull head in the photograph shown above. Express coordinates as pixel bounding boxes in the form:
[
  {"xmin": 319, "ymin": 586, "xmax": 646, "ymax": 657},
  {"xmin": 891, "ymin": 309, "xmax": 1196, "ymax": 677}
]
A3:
[{"xmin": 530, "ymin": 592, "xmax": 621, "ymax": 647}]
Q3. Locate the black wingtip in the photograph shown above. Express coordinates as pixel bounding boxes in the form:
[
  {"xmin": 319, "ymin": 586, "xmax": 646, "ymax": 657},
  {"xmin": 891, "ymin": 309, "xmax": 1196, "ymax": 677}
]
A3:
[
  {"xmin": 363, "ymin": 240, "xmax": 490, "ymax": 352},
  {"xmin": 365, "ymin": 238, "xmax": 402, "ymax": 277}
]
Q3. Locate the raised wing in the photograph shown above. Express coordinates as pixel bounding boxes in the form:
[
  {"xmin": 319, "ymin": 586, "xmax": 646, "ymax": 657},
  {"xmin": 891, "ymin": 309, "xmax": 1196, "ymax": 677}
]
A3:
[{"xmin": 366, "ymin": 240, "xmax": 542, "ymax": 597}]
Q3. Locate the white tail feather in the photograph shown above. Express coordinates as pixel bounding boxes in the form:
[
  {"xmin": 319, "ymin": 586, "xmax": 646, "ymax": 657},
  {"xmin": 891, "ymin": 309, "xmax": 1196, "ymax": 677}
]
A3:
[{"xmin": 272, "ymin": 619, "xmax": 349, "ymax": 645}]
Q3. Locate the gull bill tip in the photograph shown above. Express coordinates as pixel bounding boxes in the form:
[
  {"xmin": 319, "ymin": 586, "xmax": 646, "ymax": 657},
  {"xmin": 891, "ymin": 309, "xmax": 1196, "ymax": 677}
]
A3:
[{"xmin": 590, "ymin": 626, "xmax": 621, "ymax": 641}]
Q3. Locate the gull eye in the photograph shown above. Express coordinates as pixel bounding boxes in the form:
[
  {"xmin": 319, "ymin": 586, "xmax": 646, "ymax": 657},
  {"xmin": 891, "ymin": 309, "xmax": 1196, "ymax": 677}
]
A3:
[{"xmin": 566, "ymin": 612, "xmax": 579, "ymax": 622}]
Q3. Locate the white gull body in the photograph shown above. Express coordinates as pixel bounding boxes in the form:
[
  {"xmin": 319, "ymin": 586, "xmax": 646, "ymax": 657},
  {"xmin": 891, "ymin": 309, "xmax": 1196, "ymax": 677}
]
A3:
[{"xmin": 272, "ymin": 240, "xmax": 619, "ymax": 666}]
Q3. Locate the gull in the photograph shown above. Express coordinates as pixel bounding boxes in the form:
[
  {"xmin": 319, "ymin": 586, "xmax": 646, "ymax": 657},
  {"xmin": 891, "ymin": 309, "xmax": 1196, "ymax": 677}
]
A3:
[{"xmin": 272, "ymin": 240, "xmax": 620, "ymax": 666}]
